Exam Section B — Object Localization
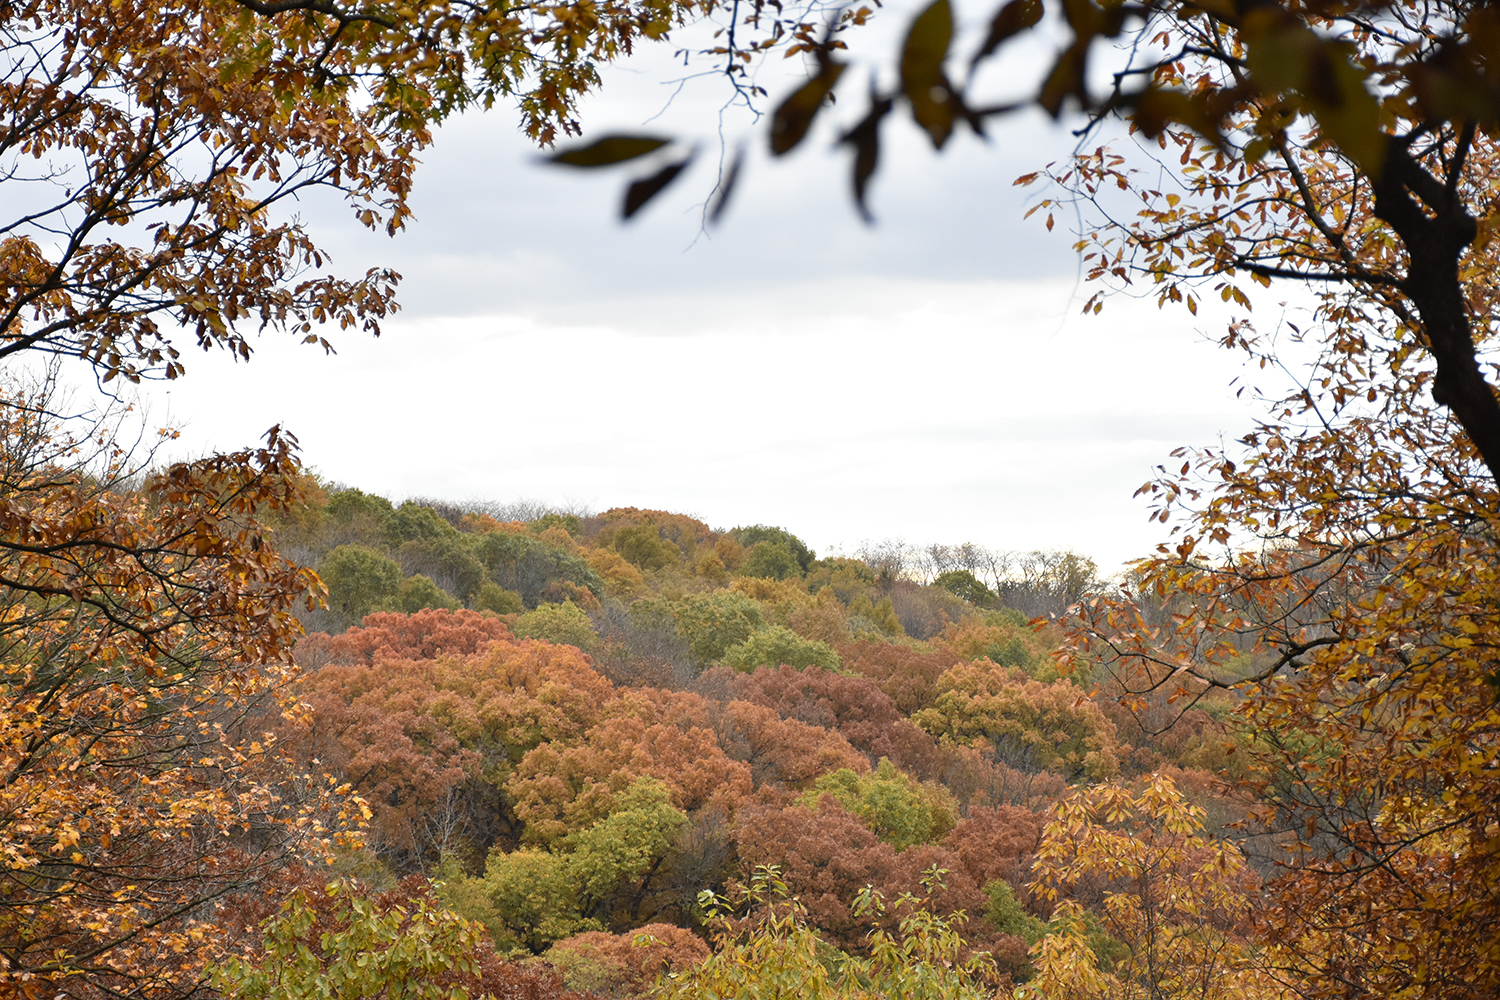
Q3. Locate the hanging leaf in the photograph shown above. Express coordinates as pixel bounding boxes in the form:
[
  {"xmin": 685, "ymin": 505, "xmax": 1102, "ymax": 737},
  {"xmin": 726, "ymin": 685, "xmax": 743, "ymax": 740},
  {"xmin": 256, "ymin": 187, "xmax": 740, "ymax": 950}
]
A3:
[
  {"xmin": 770, "ymin": 63, "xmax": 847, "ymax": 156},
  {"xmin": 623, "ymin": 156, "xmax": 694, "ymax": 219},
  {"xmin": 1038, "ymin": 40, "xmax": 1089, "ymax": 116},
  {"xmin": 552, "ymin": 134, "xmax": 671, "ymax": 167},
  {"xmin": 839, "ymin": 89, "xmax": 895, "ymax": 223},
  {"xmin": 900, "ymin": 0, "xmax": 958, "ymax": 148},
  {"xmin": 971, "ymin": 0, "xmax": 1044, "ymax": 71},
  {"xmin": 708, "ymin": 146, "xmax": 745, "ymax": 225}
]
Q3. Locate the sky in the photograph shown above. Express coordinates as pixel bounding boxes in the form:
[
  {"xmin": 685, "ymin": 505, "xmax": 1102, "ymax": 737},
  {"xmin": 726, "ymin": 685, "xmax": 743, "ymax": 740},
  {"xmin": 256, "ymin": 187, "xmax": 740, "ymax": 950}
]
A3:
[{"xmin": 132, "ymin": 3, "xmax": 1293, "ymax": 575}]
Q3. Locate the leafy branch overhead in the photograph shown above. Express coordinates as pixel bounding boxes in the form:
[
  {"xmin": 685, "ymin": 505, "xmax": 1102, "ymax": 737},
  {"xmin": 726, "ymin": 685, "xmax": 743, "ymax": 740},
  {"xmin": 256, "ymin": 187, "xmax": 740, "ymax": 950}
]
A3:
[{"xmin": 550, "ymin": 0, "xmax": 1500, "ymax": 220}]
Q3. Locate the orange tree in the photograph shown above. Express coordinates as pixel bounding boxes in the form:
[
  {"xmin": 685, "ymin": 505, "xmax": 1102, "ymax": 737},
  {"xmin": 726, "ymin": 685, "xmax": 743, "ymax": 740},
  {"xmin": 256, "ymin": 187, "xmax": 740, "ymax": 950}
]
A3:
[{"xmin": 0, "ymin": 369, "xmax": 367, "ymax": 998}]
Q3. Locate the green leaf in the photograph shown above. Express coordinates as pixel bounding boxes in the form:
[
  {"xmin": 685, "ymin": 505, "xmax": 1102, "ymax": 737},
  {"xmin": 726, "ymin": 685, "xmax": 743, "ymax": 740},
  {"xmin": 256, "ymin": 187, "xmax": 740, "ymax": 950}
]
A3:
[
  {"xmin": 770, "ymin": 63, "xmax": 847, "ymax": 156},
  {"xmin": 551, "ymin": 134, "xmax": 670, "ymax": 167}
]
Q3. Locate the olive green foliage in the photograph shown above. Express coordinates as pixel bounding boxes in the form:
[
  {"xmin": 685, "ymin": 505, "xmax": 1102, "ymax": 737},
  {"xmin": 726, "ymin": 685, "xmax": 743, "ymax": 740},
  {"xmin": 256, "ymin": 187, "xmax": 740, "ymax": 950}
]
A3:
[
  {"xmin": 474, "ymin": 581, "xmax": 524, "ymax": 614},
  {"xmin": 740, "ymin": 541, "xmax": 802, "ymax": 581},
  {"xmin": 212, "ymin": 880, "xmax": 484, "ymax": 1000},
  {"xmin": 733, "ymin": 526, "xmax": 815, "ymax": 573},
  {"xmin": 802, "ymin": 759, "xmax": 958, "ymax": 850},
  {"xmin": 321, "ymin": 544, "xmax": 402, "ymax": 619},
  {"xmin": 613, "ymin": 526, "xmax": 681, "ymax": 571},
  {"xmin": 514, "ymin": 600, "xmax": 598, "ymax": 651},
  {"xmin": 478, "ymin": 531, "xmax": 604, "ymax": 608},
  {"xmin": 657, "ymin": 866, "xmax": 995, "ymax": 1000},
  {"xmin": 326, "ymin": 488, "xmax": 396, "ymax": 532},
  {"xmin": 438, "ymin": 778, "xmax": 687, "ymax": 953},
  {"xmin": 385, "ymin": 501, "xmax": 457, "ymax": 546},
  {"xmin": 399, "ymin": 534, "xmax": 487, "ymax": 600},
  {"xmin": 933, "ymin": 570, "xmax": 995, "ymax": 607},
  {"xmin": 722, "ymin": 625, "xmax": 840, "ymax": 672},
  {"xmin": 398, "ymin": 574, "xmax": 460, "ymax": 613},
  {"xmin": 982, "ymin": 880, "xmax": 1045, "ymax": 944},
  {"xmin": 666, "ymin": 591, "xmax": 765, "ymax": 664}
]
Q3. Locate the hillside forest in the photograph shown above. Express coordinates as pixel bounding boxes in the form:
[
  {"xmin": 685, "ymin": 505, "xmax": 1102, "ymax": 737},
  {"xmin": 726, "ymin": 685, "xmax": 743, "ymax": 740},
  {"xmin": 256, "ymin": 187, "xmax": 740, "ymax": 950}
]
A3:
[{"xmin": 3, "ymin": 336, "xmax": 1497, "ymax": 1000}]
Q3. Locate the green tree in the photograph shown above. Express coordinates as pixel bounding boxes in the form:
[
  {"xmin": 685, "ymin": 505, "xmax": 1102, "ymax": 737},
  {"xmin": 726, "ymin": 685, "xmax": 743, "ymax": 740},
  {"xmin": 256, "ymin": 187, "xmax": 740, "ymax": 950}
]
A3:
[
  {"xmin": 398, "ymin": 574, "xmax": 461, "ymax": 613},
  {"xmin": 933, "ymin": 570, "xmax": 995, "ymax": 607},
  {"xmin": 321, "ymin": 544, "xmax": 403, "ymax": 619},
  {"xmin": 802, "ymin": 759, "xmax": 958, "ymax": 850},
  {"xmin": 722, "ymin": 625, "xmax": 840, "ymax": 672},
  {"xmin": 613, "ymin": 526, "xmax": 681, "ymax": 571},
  {"xmin": 213, "ymin": 881, "xmax": 484, "ymax": 1000},
  {"xmin": 514, "ymin": 600, "xmax": 599, "ymax": 651},
  {"xmin": 670, "ymin": 591, "xmax": 765, "ymax": 665},
  {"xmin": 741, "ymin": 541, "xmax": 803, "ymax": 581},
  {"xmin": 439, "ymin": 778, "xmax": 687, "ymax": 953},
  {"xmin": 734, "ymin": 526, "xmax": 816, "ymax": 573}
]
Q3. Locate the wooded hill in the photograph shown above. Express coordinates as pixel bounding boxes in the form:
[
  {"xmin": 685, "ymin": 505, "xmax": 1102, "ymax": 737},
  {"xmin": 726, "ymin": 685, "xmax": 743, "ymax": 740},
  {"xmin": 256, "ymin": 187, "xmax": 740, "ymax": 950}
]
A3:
[{"xmin": 247, "ymin": 484, "xmax": 1250, "ymax": 996}]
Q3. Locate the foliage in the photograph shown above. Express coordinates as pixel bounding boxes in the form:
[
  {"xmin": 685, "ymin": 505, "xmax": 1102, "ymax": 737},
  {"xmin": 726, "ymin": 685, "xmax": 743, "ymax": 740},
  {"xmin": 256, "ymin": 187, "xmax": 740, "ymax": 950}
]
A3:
[
  {"xmin": 439, "ymin": 777, "xmax": 687, "ymax": 952},
  {"xmin": 1027, "ymin": 773, "xmax": 1272, "ymax": 1000},
  {"xmin": 803, "ymin": 759, "xmax": 958, "ymax": 851},
  {"xmin": 212, "ymin": 880, "xmax": 485, "ymax": 1000},
  {"xmin": 515, "ymin": 600, "xmax": 600, "ymax": 651},
  {"xmin": 322, "ymin": 544, "xmax": 404, "ymax": 620},
  {"xmin": 933, "ymin": 570, "xmax": 996, "ymax": 607},
  {"xmin": 669, "ymin": 591, "xmax": 766, "ymax": 665},
  {"xmin": 0, "ymin": 375, "xmax": 349, "ymax": 997},
  {"xmin": 546, "ymin": 924, "xmax": 709, "ymax": 997},
  {"xmin": 723, "ymin": 625, "xmax": 841, "ymax": 672},
  {"xmin": 399, "ymin": 574, "xmax": 462, "ymax": 613},
  {"xmin": 913, "ymin": 662, "xmax": 1120, "ymax": 780},
  {"xmin": 656, "ymin": 865, "xmax": 998, "ymax": 1000},
  {"xmin": 741, "ymin": 541, "xmax": 804, "ymax": 581},
  {"xmin": 733, "ymin": 526, "xmax": 816, "ymax": 573}
]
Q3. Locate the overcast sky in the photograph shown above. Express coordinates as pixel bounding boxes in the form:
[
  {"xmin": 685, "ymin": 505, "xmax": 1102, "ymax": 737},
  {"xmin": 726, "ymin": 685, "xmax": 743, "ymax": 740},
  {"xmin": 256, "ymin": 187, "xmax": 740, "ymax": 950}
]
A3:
[{"xmin": 135, "ymin": 4, "xmax": 1291, "ymax": 575}]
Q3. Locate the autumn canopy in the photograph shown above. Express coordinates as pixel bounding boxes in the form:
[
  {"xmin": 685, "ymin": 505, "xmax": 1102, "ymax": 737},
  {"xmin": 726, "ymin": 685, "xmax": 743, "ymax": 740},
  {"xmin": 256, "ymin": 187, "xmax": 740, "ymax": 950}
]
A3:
[{"xmin": 2, "ymin": 0, "xmax": 1500, "ymax": 998}]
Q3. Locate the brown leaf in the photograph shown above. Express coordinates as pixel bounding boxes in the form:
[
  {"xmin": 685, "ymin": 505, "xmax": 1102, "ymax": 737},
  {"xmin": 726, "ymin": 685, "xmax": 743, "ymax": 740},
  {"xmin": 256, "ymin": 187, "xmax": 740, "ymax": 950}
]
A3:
[
  {"xmin": 771, "ymin": 63, "xmax": 847, "ymax": 156},
  {"xmin": 839, "ymin": 89, "xmax": 895, "ymax": 223},
  {"xmin": 623, "ymin": 156, "xmax": 694, "ymax": 219},
  {"xmin": 900, "ymin": 0, "xmax": 959, "ymax": 148}
]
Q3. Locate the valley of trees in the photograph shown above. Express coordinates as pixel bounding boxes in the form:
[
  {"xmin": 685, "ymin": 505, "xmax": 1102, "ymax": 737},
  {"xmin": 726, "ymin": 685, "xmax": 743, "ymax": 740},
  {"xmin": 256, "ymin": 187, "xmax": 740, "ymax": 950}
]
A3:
[{"xmin": 4, "ymin": 0, "xmax": 1500, "ymax": 995}]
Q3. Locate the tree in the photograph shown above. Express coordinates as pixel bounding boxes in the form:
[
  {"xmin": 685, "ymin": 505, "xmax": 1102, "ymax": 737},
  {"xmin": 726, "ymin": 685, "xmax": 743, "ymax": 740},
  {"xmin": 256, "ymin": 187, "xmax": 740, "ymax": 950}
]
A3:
[
  {"xmin": 213, "ymin": 879, "xmax": 487, "ymax": 1000},
  {"xmin": 437, "ymin": 777, "xmax": 688, "ymax": 952},
  {"xmin": 0, "ymin": 370, "xmax": 356, "ymax": 998},
  {"xmin": 1028, "ymin": 773, "xmax": 1275, "ymax": 1000},
  {"xmin": 320, "ymin": 544, "xmax": 404, "ymax": 620},
  {"xmin": 912, "ymin": 661, "xmax": 1121, "ymax": 781},
  {"xmin": 723, "ymin": 625, "xmax": 842, "ymax": 672},
  {"xmin": 545, "ymin": 923, "xmax": 710, "ymax": 998},
  {"xmin": 1, "ymin": 0, "xmax": 722, "ymax": 391},
  {"xmin": 803, "ymin": 759, "xmax": 959, "ymax": 851}
]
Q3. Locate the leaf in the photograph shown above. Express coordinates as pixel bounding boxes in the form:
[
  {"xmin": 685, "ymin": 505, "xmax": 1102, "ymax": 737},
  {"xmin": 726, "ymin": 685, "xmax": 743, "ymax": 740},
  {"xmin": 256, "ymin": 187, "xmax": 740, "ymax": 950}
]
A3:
[
  {"xmin": 839, "ymin": 89, "xmax": 895, "ymax": 223},
  {"xmin": 900, "ymin": 0, "xmax": 958, "ymax": 148},
  {"xmin": 770, "ymin": 63, "xmax": 847, "ymax": 156},
  {"xmin": 551, "ymin": 135, "xmax": 671, "ymax": 167},
  {"xmin": 971, "ymin": 0, "xmax": 1043, "ymax": 71},
  {"xmin": 622, "ymin": 156, "xmax": 694, "ymax": 219},
  {"xmin": 1038, "ymin": 40, "xmax": 1089, "ymax": 116},
  {"xmin": 708, "ymin": 147, "xmax": 745, "ymax": 226}
]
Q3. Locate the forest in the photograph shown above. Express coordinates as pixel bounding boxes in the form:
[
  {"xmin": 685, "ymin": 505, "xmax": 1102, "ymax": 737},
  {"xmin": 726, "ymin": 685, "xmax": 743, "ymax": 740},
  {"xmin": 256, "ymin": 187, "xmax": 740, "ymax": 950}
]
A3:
[
  {"xmin": 4, "ymin": 366, "xmax": 1493, "ymax": 999},
  {"xmin": 4, "ymin": 0, "xmax": 1500, "ymax": 995}
]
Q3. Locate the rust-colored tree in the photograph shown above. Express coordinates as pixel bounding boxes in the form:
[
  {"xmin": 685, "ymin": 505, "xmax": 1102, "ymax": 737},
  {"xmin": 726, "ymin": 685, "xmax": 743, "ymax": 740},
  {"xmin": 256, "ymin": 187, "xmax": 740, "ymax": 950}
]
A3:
[{"xmin": 0, "ymin": 372, "xmax": 353, "ymax": 998}]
